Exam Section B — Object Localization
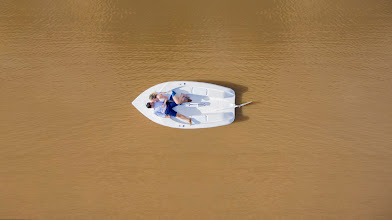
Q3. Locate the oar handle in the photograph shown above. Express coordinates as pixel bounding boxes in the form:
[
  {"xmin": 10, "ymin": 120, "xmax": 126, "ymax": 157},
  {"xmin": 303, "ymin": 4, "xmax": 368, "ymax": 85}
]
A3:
[{"xmin": 235, "ymin": 101, "xmax": 253, "ymax": 108}]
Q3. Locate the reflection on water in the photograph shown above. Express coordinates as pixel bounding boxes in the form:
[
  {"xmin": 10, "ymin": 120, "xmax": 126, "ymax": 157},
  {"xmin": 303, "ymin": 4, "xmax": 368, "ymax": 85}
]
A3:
[{"xmin": 1, "ymin": 0, "xmax": 392, "ymax": 219}]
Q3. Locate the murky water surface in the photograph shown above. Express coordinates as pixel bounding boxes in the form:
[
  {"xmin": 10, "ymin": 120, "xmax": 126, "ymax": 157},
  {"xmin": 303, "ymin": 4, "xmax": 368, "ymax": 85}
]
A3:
[{"xmin": 1, "ymin": 0, "xmax": 392, "ymax": 219}]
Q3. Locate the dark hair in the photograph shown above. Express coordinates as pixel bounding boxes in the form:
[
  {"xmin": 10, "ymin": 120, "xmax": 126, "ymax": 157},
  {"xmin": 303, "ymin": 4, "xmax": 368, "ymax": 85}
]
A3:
[{"xmin": 146, "ymin": 102, "xmax": 152, "ymax": 108}]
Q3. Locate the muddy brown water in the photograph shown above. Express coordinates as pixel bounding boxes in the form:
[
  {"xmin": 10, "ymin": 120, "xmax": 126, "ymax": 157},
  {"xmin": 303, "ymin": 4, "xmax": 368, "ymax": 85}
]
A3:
[{"xmin": 1, "ymin": 0, "xmax": 392, "ymax": 219}]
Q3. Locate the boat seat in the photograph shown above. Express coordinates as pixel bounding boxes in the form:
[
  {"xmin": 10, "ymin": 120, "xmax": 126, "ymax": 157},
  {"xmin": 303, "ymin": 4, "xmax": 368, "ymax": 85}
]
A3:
[
  {"xmin": 191, "ymin": 87, "xmax": 208, "ymax": 96},
  {"xmin": 192, "ymin": 115, "xmax": 207, "ymax": 123},
  {"xmin": 206, "ymin": 112, "xmax": 234, "ymax": 122},
  {"xmin": 208, "ymin": 90, "xmax": 222, "ymax": 98}
]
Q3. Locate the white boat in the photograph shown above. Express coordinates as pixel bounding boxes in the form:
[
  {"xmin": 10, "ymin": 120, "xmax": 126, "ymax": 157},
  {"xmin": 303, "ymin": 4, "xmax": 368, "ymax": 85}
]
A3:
[{"xmin": 132, "ymin": 81, "xmax": 251, "ymax": 129}]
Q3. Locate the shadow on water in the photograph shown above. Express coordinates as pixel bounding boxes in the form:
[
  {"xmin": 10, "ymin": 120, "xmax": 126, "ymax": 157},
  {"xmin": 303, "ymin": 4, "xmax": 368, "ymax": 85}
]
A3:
[{"xmin": 192, "ymin": 80, "xmax": 251, "ymax": 123}]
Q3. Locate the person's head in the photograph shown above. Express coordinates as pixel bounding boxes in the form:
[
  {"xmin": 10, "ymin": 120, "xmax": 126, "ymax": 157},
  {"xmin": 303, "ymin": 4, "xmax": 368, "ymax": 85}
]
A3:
[
  {"xmin": 149, "ymin": 92, "xmax": 158, "ymax": 101},
  {"xmin": 146, "ymin": 102, "xmax": 154, "ymax": 108}
]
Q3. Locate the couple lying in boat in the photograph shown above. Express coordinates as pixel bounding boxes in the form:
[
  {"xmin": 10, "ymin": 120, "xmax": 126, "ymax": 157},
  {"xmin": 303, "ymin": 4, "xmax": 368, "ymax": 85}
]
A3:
[{"xmin": 146, "ymin": 91, "xmax": 192, "ymax": 125}]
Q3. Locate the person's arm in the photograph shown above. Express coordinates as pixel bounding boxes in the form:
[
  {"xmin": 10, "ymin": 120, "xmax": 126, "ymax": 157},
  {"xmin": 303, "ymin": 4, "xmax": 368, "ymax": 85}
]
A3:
[{"xmin": 157, "ymin": 94, "xmax": 168, "ymax": 107}]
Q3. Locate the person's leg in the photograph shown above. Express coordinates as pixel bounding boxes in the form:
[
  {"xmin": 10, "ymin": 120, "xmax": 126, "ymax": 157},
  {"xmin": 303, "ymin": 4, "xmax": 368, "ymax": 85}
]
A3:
[
  {"xmin": 172, "ymin": 94, "xmax": 185, "ymax": 104},
  {"xmin": 180, "ymin": 93, "xmax": 192, "ymax": 102},
  {"xmin": 176, "ymin": 113, "xmax": 192, "ymax": 125},
  {"xmin": 166, "ymin": 103, "xmax": 179, "ymax": 117},
  {"xmin": 168, "ymin": 91, "xmax": 176, "ymax": 102},
  {"xmin": 179, "ymin": 94, "xmax": 187, "ymax": 103},
  {"xmin": 172, "ymin": 93, "xmax": 192, "ymax": 104},
  {"xmin": 165, "ymin": 102, "xmax": 177, "ymax": 115},
  {"xmin": 174, "ymin": 93, "xmax": 191, "ymax": 104},
  {"xmin": 181, "ymin": 93, "xmax": 190, "ymax": 98},
  {"xmin": 168, "ymin": 101, "xmax": 178, "ymax": 109}
]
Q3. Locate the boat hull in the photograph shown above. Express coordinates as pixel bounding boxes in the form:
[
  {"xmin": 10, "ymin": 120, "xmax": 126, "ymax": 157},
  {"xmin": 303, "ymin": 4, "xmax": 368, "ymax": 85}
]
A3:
[{"xmin": 132, "ymin": 81, "xmax": 236, "ymax": 129}]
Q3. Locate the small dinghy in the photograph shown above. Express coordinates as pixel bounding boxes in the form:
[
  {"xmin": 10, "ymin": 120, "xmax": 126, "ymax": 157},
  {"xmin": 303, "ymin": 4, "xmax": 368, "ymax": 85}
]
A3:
[{"xmin": 132, "ymin": 81, "xmax": 252, "ymax": 129}]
